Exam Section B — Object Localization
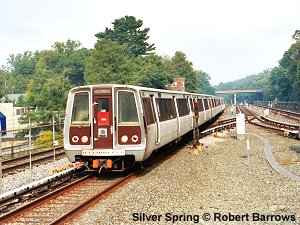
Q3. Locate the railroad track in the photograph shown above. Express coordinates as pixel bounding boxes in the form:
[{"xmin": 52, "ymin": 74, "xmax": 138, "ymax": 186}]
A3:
[
  {"xmin": 2, "ymin": 148, "xmax": 66, "ymax": 176},
  {"xmin": 239, "ymin": 106, "xmax": 299, "ymax": 139},
  {"xmin": 0, "ymin": 111, "xmax": 231, "ymax": 223},
  {"xmin": 254, "ymin": 105, "xmax": 300, "ymax": 122},
  {"xmin": 200, "ymin": 117, "xmax": 236, "ymax": 137},
  {"xmin": 0, "ymin": 172, "xmax": 135, "ymax": 224}
]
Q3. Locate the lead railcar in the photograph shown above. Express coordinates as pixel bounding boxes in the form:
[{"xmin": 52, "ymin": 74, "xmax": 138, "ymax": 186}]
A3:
[{"xmin": 64, "ymin": 84, "xmax": 224, "ymax": 172}]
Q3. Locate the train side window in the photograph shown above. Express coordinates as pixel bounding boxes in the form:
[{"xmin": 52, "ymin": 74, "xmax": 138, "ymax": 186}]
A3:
[
  {"xmin": 203, "ymin": 99, "xmax": 209, "ymax": 110},
  {"xmin": 190, "ymin": 98, "xmax": 194, "ymax": 111},
  {"xmin": 156, "ymin": 98, "xmax": 177, "ymax": 122},
  {"xmin": 212, "ymin": 99, "xmax": 216, "ymax": 107},
  {"xmin": 197, "ymin": 99, "xmax": 204, "ymax": 112},
  {"xmin": 71, "ymin": 92, "xmax": 89, "ymax": 125},
  {"xmin": 142, "ymin": 98, "xmax": 155, "ymax": 125},
  {"xmin": 118, "ymin": 91, "xmax": 139, "ymax": 125},
  {"xmin": 176, "ymin": 99, "xmax": 189, "ymax": 117}
]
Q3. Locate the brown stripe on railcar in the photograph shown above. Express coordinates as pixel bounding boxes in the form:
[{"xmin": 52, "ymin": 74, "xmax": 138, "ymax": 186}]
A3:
[{"xmin": 118, "ymin": 126, "xmax": 141, "ymax": 145}]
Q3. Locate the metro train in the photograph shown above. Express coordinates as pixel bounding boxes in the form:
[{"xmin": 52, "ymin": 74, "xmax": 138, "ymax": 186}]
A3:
[{"xmin": 64, "ymin": 84, "xmax": 225, "ymax": 171}]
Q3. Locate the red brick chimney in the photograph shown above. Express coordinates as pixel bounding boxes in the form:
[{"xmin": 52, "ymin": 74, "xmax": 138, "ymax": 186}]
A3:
[{"xmin": 167, "ymin": 77, "xmax": 185, "ymax": 91}]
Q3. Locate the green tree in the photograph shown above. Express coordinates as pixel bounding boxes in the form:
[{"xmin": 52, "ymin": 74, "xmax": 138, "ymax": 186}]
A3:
[
  {"xmin": 196, "ymin": 70, "xmax": 215, "ymax": 95},
  {"xmin": 8, "ymin": 51, "xmax": 39, "ymax": 77},
  {"xmin": 24, "ymin": 69, "xmax": 72, "ymax": 114},
  {"xmin": 279, "ymin": 41, "xmax": 300, "ymax": 101},
  {"xmin": 95, "ymin": 16, "xmax": 155, "ymax": 56},
  {"xmin": 0, "ymin": 68, "xmax": 9, "ymax": 97},
  {"xmin": 268, "ymin": 66, "xmax": 292, "ymax": 101},
  {"xmin": 6, "ymin": 51, "xmax": 40, "ymax": 94},
  {"xmin": 292, "ymin": 30, "xmax": 300, "ymax": 42},
  {"xmin": 163, "ymin": 51, "xmax": 198, "ymax": 92},
  {"xmin": 84, "ymin": 40, "xmax": 135, "ymax": 84},
  {"xmin": 130, "ymin": 54, "xmax": 172, "ymax": 89},
  {"xmin": 37, "ymin": 40, "xmax": 90, "ymax": 86}
]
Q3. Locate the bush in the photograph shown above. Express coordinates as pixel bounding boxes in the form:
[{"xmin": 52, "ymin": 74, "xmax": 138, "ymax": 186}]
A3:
[{"xmin": 33, "ymin": 130, "xmax": 63, "ymax": 148}]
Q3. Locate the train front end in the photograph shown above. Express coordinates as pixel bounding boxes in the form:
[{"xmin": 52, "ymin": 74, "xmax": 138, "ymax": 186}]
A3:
[{"xmin": 64, "ymin": 85, "xmax": 146, "ymax": 172}]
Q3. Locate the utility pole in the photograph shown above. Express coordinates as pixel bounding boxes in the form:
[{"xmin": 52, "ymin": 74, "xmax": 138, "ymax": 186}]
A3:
[{"xmin": 29, "ymin": 117, "xmax": 33, "ymax": 181}]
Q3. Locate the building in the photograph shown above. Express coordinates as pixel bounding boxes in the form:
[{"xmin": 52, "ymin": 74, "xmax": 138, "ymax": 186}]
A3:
[
  {"xmin": 166, "ymin": 77, "xmax": 185, "ymax": 92},
  {"xmin": 0, "ymin": 112, "xmax": 6, "ymax": 135},
  {"xmin": 0, "ymin": 103, "xmax": 28, "ymax": 137}
]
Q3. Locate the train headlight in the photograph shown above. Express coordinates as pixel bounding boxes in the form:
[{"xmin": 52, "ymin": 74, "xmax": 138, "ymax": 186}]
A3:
[
  {"xmin": 121, "ymin": 135, "xmax": 128, "ymax": 143},
  {"xmin": 132, "ymin": 135, "xmax": 139, "ymax": 143},
  {"xmin": 81, "ymin": 136, "xmax": 88, "ymax": 143},
  {"xmin": 72, "ymin": 136, "xmax": 79, "ymax": 143}
]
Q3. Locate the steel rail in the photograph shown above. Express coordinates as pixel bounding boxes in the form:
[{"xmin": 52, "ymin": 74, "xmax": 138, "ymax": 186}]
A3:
[
  {"xmin": 0, "ymin": 173, "xmax": 136, "ymax": 224},
  {"xmin": 254, "ymin": 104, "xmax": 300, "ymax": 122},
  {"xmin": 200, "ymin": 121, "xmax": 236, "ymax": 137},
  {"xmin": 0, "ymin": 173, "xmax": 91, "ymax": 223},
  {"xmin": 239, "ymin": 106, "xmax": 299, "ymax": 139},
  {"xmin": 50, "ymin": 173, "xmax": 136, "ymax": 225},
  {"xmin": 0, "ymin": 165, "xmax": 83, "ymax": 206},
  {"xmin": 259, "ymin": 115, "xmax": 299, "ymax": 130}
]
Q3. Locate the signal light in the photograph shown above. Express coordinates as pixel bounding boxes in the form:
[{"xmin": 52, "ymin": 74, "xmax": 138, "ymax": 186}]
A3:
[
  {"xmin": 194, "ymin": 100, "xmax": 199, "ymax": 118},
  {"xmin": 92, "ymin": 159, "xmax": 99, "ymax": 168},
  {"xmin": 106, "ymin": 159, "xmax": 113, "ymax": 168}
]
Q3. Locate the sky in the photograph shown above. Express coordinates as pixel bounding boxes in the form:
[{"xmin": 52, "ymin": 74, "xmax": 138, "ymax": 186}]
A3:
[{"xmin": 0, "ymin": 0, "xmax": 299, "ymax": 85}]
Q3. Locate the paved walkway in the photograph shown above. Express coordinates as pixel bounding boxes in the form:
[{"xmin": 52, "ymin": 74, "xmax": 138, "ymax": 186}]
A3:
[{"xmin": 250, "ymin": 133, "xmax": 300, "ymax": 182}]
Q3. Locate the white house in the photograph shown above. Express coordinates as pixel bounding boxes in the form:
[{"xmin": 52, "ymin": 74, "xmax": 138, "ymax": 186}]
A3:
[{"xmin": 0, "ymin": 103, "xmax": 28, "ymax": 137}]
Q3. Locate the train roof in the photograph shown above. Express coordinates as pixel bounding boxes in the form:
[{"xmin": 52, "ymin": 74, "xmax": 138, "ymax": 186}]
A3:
[{"xmin": 70, "ymin": 84, "xmax": 222, "ymax": 99}]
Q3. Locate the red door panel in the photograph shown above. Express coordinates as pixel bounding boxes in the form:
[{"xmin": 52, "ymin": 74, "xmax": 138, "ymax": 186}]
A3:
[{"xmin": 93, "ymin": 95, "xmax": 113, "ymax": 149}]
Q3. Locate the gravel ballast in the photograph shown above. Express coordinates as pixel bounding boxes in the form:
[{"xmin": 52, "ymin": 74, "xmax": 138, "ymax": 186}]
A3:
[
  {"xmin": 69, "ymin": 121, "xmax": 300, "ymax": 225},
  {"xmin": 2, "ymin": 107, "xmax": 299, "ymax": 224},
  {"xmin": 1, "ymin": 158, "xmax": 69, "ymax": 193}
]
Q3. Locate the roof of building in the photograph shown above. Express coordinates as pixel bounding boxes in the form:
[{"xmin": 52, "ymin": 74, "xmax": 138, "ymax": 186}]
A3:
[{"xmin": 0, "ymin": 94, "xmax": 25, "ymax": 103}]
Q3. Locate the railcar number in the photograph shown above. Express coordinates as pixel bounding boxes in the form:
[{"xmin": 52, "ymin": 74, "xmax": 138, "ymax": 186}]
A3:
[{"xmin": 82, "ymin": 149, "xmax": 125, "ymax": 156}]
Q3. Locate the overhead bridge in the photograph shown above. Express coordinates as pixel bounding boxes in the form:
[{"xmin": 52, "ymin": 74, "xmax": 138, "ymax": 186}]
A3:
[
  {"xmin": 215, "ymin": 89, "xmax": 263, "ymax": 105},
  {"xmin": 215, "ymin": 89, "xmax": 263, "ymax": 94}
]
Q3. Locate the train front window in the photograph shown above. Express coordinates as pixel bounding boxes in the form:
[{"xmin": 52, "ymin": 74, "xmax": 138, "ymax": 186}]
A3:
[
  {"xmin": 71, "ymin": 92, "xmax": 89, "ymax": 125},
  {"xmin": 98, "ymin": 98, "xmax": 109, "ymax": 112},
  {"xmin": 118, "ymin": 91, "xmax": 139, "ymax": 125}
]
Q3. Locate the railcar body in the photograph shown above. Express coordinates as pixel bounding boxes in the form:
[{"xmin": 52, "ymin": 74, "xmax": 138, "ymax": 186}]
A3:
[{"xmin": 64, "ymin": 84, "xmax": 225, "ymax": 171}]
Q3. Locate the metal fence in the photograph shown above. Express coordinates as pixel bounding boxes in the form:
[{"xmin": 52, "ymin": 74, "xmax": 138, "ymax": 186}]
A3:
[
  {"xmin": 1, "ymin": 122, "xmax": 64, "ymax": 156},
  {"xmin": 0, "ymin": 120, "xmax": 64, "ymax": 193}
]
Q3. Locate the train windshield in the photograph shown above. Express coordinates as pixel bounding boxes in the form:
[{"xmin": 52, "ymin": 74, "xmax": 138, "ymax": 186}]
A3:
[
  {"xmin": 118, "ymin": 91, "xmax": 139, "ymax": 125},
  {"xmin": 71, "ymin": 92, "xmax": 89, "ymax": 125}
]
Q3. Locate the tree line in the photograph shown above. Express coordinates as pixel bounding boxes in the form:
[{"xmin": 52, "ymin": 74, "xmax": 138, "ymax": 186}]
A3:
[
  {"xmin": 217, "ymin": 30, "xmax": 300, "ymax": 103},
  {"xmin": 0, "ymin": 16, "xmax": 215, "ymax": 123}
]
